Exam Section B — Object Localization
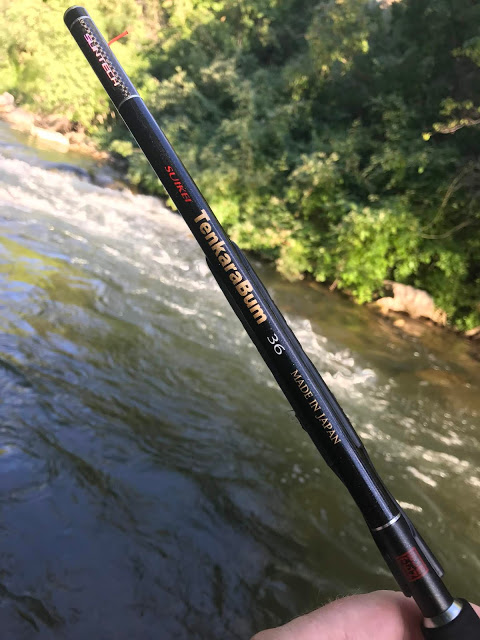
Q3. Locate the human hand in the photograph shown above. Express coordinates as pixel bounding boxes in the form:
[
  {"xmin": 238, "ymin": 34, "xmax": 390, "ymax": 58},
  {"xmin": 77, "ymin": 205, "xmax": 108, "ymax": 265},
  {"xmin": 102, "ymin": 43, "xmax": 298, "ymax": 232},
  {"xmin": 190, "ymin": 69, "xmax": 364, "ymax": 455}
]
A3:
[{"xmin": 251, "ymin": 590, "xmax": 480, "ymax": 640}]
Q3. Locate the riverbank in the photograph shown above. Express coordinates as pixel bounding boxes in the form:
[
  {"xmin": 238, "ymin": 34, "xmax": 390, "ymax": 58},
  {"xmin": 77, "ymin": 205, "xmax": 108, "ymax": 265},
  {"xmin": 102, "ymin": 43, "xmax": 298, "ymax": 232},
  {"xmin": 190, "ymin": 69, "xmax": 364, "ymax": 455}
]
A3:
[
  {"xmin": 0, "ymin": 93, "xmax": 131, "ymax": 191},
  {"xmin": 1, "ymin": 94, "xmax": 478, "ymax": 342},
  {"xmin": 0, "ymin": 91, "xmax": 107, "ymax": 160}
]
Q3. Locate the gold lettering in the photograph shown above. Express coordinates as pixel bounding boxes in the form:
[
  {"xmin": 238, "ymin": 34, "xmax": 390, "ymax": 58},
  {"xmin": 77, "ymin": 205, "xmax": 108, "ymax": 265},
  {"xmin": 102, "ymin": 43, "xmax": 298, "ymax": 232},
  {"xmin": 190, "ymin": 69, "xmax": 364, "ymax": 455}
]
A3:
[
  {"xmin": 229, "ymin": 271, "xmax": 243, "ymax": 285},
  {"xmin": 250, "ymin": 305, "xmax": 267, "ymax": 324},
  {"xmin": 236, "ymin": 280, "xmax": 252, "ymax": 297},
  {"xmin": 211, "ymin": 240, "xmax": 226, "ymax": 257},
  {"xmin": 218, "ymin": 253, "xmax": 231, "ymax": 267},
  {"xmin": 193, "ymin": 208, "xmax": 267, "ymax": 331},
  {"xmin": 194, "ymin": 210, "xmax": 210, "ymax": 223},
  {"xmin": 205, "ymin": 231, "xmax": 219, "ymax": 246}
]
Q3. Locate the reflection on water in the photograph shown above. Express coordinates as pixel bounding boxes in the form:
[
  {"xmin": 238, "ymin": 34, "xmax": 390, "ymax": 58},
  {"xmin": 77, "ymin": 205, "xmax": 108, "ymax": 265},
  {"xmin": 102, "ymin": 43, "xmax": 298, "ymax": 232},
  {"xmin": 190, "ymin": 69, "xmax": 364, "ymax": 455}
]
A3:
[{"xmin": 0, "ymin": 131, "xmax": 479, "ymax": 639}]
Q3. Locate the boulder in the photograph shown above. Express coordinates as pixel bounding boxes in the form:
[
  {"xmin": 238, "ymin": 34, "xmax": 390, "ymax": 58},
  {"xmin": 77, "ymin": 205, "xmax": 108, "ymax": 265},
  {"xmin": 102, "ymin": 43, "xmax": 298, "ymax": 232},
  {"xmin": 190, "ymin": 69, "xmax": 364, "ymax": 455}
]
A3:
[
  {"xmin": 91, "ymin": 165, "xmax": 126, "ymax": 189},
  {"xmin": 44, "ymin": 162, "xmax": 91, "ymax": 181},
  {"xmin": 374, "ymin": 281, "xmax": 447, "ymax": 325},
  {"xmin": 1, "ymin": 108, "xmax": 34, "ymax": 130},
  {"xmin": 0, "ymin": 92, "xmax": 15, "ymax": 113},
  {"xmin": 38, "ymin": 114, "xmax": 73, "ymax": 134},
  {"xmin": 465, "ymin": 326, "xmax": 480, "ymax": 339},
  {"xmin": 66, "ymin": 130, "xmax": 87, "ymax": 145},
  {"xmin": 30, "ymin": 125, "xmax": 70, "ymax": 149}
]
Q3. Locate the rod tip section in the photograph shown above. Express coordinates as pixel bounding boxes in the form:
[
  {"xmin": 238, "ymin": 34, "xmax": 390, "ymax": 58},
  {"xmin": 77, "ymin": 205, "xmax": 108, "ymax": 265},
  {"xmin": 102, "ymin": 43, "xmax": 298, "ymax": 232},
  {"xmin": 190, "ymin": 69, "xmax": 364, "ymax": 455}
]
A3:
[{"xmin": 64, "ymin": 6, "xmax": 89, "ymax": 30}]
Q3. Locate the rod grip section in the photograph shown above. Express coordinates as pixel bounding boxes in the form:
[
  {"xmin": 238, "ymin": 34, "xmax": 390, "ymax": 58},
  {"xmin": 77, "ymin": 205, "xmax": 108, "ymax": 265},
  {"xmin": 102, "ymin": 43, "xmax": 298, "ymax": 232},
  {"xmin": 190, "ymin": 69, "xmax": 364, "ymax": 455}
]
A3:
[
  {"xmin": 422, "ymin": 600, "xmax": 480, "ymax": 639},
  {"xmin": 64, "ymin": 6, "xmax": 136, "ymax": 108}
]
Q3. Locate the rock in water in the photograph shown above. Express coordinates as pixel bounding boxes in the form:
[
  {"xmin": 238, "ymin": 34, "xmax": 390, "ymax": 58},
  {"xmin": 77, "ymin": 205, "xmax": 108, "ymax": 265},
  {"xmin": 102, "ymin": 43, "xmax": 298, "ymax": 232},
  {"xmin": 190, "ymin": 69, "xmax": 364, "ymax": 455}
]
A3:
[
  {"xmin": 465, "ymin": 326, "xmax": 480, "ymax": 339},
  {"xmin": 375, "ymin": 281, "xmax": 447, "ymax": 325},
  {"xmin": 0, "ymin": 92, "xmax": 15, "ymax": 113},
  {"xmin": 30, "ymin": 126, "xmax": 69, "ymax": 150},
  {"xmin": 44, "ymin": 162, "xmax": 91, "ymax": 181}
]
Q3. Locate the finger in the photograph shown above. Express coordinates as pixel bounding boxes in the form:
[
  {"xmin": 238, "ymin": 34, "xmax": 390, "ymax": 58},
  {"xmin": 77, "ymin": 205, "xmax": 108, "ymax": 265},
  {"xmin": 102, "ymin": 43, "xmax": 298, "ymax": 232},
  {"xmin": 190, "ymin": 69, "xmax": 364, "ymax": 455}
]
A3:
[{"xmin": 251, "ymin": 591, "xmax": 425, "ymax": 640}]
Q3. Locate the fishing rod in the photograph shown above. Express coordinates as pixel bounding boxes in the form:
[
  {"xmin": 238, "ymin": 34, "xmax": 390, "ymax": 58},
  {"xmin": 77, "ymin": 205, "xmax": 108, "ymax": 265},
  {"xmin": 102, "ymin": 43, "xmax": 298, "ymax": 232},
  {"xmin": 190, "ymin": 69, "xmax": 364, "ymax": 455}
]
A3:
[{"xmin": 65, "ymin": 7, "xmax": 479, "ymax": 638}]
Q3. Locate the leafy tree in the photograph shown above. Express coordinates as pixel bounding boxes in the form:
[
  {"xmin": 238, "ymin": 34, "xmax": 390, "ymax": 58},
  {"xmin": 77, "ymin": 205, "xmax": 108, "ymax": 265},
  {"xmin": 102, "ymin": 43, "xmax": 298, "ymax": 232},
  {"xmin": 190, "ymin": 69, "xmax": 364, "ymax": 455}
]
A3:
[{"xmin": 2, "ymin": 0, "xmax": 480, "ymax": 328}]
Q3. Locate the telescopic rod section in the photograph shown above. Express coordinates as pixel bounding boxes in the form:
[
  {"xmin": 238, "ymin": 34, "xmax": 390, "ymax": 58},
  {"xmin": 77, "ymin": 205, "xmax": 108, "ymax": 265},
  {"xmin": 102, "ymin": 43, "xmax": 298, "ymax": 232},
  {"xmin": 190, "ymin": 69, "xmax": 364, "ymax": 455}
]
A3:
[{"xmin": 64, "ymin": 7, "xmax": 480, "ymax": 639}]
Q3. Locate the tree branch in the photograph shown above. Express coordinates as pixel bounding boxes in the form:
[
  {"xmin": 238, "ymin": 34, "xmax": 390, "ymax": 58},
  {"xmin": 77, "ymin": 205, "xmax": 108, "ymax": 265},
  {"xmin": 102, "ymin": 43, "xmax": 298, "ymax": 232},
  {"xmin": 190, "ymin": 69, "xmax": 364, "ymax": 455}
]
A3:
[{"xmin": 435, "ymin": 118, "xmax": 480, "ymax": 134}]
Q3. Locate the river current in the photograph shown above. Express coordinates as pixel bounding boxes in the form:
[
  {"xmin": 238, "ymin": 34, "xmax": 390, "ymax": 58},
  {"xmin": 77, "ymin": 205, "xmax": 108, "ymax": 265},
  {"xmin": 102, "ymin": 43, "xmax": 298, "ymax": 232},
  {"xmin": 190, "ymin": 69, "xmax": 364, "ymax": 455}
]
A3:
[{"xmin": 0, "ymin": 123, "xmax": 479, "ymax": 638}]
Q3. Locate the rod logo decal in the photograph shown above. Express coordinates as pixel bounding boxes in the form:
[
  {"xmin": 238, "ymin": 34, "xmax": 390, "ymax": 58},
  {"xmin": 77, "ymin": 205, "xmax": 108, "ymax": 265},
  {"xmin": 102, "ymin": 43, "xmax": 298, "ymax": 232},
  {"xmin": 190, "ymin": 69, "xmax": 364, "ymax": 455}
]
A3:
[
  {"xmin": 194, "ymin": 210, "xmax": 266, "ymax": 324},
  {"xmin": 165, "ymin": 166, "xmax": 192, "ymax": 202},
  {"xmin": 84, "ymin": 33, "xmax": 121, "ymax": 87},
  {"xmin": 395, "ymin": 548, "xmax": 429, "ymax": 582}
]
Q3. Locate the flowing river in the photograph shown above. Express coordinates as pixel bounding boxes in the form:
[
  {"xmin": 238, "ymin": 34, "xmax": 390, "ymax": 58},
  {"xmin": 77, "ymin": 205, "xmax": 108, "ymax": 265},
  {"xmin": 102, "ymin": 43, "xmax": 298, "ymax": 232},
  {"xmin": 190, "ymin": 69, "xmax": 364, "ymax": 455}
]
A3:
[{"xmin": 0, "ymin": 122, "xmax": 479, "ymax": 639}]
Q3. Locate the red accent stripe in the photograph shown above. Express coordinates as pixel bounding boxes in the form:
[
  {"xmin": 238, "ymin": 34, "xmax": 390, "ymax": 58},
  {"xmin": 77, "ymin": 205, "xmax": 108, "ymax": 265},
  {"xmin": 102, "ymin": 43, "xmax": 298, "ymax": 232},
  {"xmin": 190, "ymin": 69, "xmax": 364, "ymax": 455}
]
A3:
[{"xmin": 108, "ymin": 30, "xmax": 129, "ymax": 46}]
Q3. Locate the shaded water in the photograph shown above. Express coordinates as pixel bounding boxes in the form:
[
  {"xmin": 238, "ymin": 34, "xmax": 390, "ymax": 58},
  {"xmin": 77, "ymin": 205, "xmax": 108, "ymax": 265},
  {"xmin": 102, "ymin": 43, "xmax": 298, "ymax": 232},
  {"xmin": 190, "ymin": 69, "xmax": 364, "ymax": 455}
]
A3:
[{"xmin": 0, "ymin": 127, "xmax": 479, "ymax": 639}]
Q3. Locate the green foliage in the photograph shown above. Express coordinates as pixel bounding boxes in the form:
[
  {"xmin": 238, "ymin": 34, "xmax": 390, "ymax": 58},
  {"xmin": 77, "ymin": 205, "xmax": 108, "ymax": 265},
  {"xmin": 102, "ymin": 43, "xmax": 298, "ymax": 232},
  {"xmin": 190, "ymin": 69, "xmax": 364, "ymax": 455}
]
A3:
[
  {"xmin": 307, "ymin": 0, "xmax": 374, "ymax": 78},
  {"xmin": 2, "ymin": 0, "xmax": 480, "ymax": 329},
  {"xmin": 0, "ymin": 0, "xmax": 103, "ymax": 122},
  {"xmin": 0, "ymin": 0, "xmax": 149, "ymax": 125}
]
